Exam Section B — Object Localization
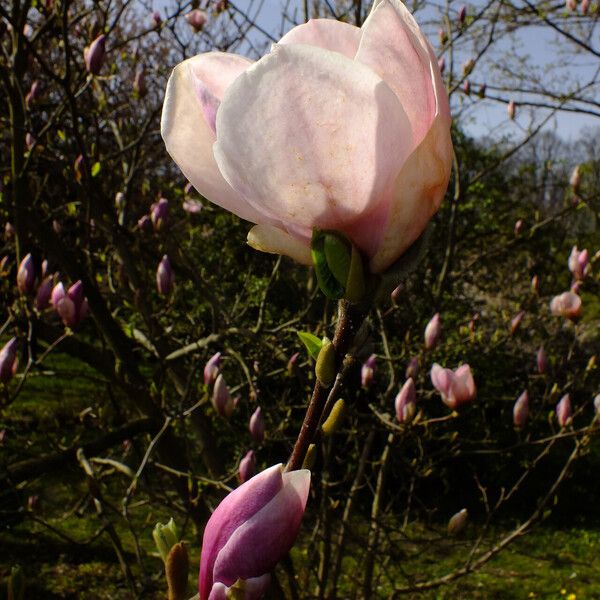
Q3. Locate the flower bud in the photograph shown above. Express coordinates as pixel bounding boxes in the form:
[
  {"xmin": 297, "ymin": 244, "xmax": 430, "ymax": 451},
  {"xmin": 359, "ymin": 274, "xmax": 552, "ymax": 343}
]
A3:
[
  {"xmin": 556, "ymin": 394, "xmax": 572, "ymax": 427},
  {"xmin": 569, "ymin": 165, "xmax": 581, "ymax": 192},
  {"xmin": 156, "ymin": 255, "xmax": 174, "ymax": 295},
  {"xmin": 424, "ymin": 313, "xmax": 442, "ymax": 350},
  {"xmin": 166, "ymin": 542, "xmax": 189, "ymax": 600},
  {"xmin": 199, "ymin": 465, "xmax": 310, "ymax": 600},
  {"xmin": 361, "ymin": 354, "xmax": 376, "ymax": 389},
  {"xmin": 35, "ymin": 275, "xmax": 53, "ymax": 311},
  {"xmin": 151, "ymin": 197, "xmax": 169, "ymax": 231},
  {"xmin": 568, "ymin": 246, "xmax": 589, "ymax": 281},
  {"xmin": 514, "ymin": 219, "xmax": 523, "ymax": 236},
  {"xmin": 458, "ymin": 5, "xmax": 467, "ymax": 23},
  {"xmin": 203, "ymin": 351, "xmax": 221, "ymax": 386},
  {"xmin": 84, "ymin": 34, "xmax": 106, "ymax": 75},
  {"xmin": 566, "ymin": 0, "xmax": 576, "ymax": 11},
  {"xmin": 510, "ymin": 310, "xmax": 525, "ymax": 335},
  {"xmin": 405, "ymin": 356, "xmax": 419, "ymax": 380},
  {"xmin": 581, "ymin": 0, "xmax": 590, "ymax": 12},
  {"xmin": 395, "ymin": 378, "xmax": 417, "ymax": 423},
  {"xmin": 507, "ymin": 100, "xmax": 516, "ymax": 120},
  {"xmin": 17, "ymin": 253, "xmax": 36, "ymax": 294},
  {"xmin": 287, "ymin": 351, "xmax": 300, "ymax": 377},
  {"xmin": 463, "ymin": 79, "xmax": 470, "ymax": 95},
  {"xmin": 52, "ymin": 280, "xmax": 88, "ymax": 328},
  {"xmin": 212, "ymin": 373, "xmax": 234, "ymax": 418},
  {"xmin": 321, "ymin": 398, "xmax": 347, "ymax": 437},
  {"xmin": 249, "ymin": 406, "xmax": 265, "ymax": 443},
  {"xmin": 137, "ymin": 214, "xmax": 152, "ymax": 231},
  {"xmin": 438, "ymin": 28, "xmax": 448, "ymax": 45},
  {"xmin": 447, "ymin": 508, "xmax": 468, "ymax": 536},
  {"xmin": 315, "ymin": 337, "xmax": 336, "ymax": 387},
  {"xmin": 0, "ymin": 337, "xmax": 19, "ymax": 384},
  {"xmin": 390, "ymin": 283, "xmax": 403, "ymax": 304},
  {"xmin": 550, "ymin": 291, "xmax": 582, "ymax": 320},
  {"xmin": 438, "ymin": 56, "xmax": 446, "ymax": 74},
  {"xmin": 5, "ymin": 222, "xmax": 15, "ymax": 240},
  {"xmin": 150, "ymin": 10, "xmax": 162, "ymax": 28},
  {"xmin": 153, "ymin": 518, "xmax": 179, "ymax": 562},
  {"xmin": 531, "ymin": 274, "xmax": 539, "ymax": 293},
  {"xmin": 536, "ymin": 346, "xmax": 549, "ymax": 375},
  {"xmin": 513, "ymin": 390, "xmax": 529, "ymax": 429},
  {"xmin": 115, "ymin": 191, "xmax": 125, "ymax": 210},
  {"xmin": 134, "ymin": 68, "xmax": 147, "ymax": 97},
  {"xmin": 186, "ymin": 9, "xmax": 207, "ymax": 32},
  {"xmin": 302, "ymin": 444, "xmax": 317, "ymax": 470},
  {"xmin": 25, "ymin": 80, "xmax": 41, "ymax": 106},
  {"xmin": 462, "ymin": 59, "xmax": 474, "ymax": 76},
  {"xmin": 594, "ymin": 394, "xmax": 600, "ymax": 416},
  {"xmin": 431, "ymin": 363, "xmax": 476, "ymax": 409},
  {"xmin": 239, "ymin": 450, "xmax": 256, "ymax": 483}
]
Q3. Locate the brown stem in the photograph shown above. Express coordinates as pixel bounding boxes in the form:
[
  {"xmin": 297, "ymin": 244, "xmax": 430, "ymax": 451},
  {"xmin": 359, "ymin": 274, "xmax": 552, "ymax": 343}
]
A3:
[{"xmin": 286, "ymin": 300, "xmax": 367, "ymax": 472}]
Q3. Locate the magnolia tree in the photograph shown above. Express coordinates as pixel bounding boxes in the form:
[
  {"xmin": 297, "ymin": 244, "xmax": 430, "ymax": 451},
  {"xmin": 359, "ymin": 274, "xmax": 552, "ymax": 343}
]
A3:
[{"xmin": 1, "ymin": 0, "xmax": 599, "ymax": 598}]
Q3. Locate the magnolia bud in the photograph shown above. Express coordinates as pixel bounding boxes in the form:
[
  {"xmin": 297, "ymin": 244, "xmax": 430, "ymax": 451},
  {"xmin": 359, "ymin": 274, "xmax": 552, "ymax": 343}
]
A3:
[
  {"xmin": 203, "ymin": 351, "xmax": 221, "ymax": 386},
  {"xmin": 239, "ymin": 450, "xmax": 256, "ymax": 483},
  {"xmin": 156, "ymin": 255, "xmax": 174, "ymax": 295},
  {"xmin": 581, "ymin": 0, "xmax": 590, "ymax": 13},
  {"xmin": 316, "ymin": 337, "xmax": 336, "ymax": 387},
  {"xmin": 508, "ymin": 100, "xmax": 516, "ymax": 120},
  {"xmin": 569, "ymin": 165, "xmax": 581, "ymax": 192},
  {"xmin": 566, "ymin": 0, "xmax": 576, "ymax": 11},
  {"xmin": 556, "ymin": 394, "xmax": 572, "ymax": 427},
  {"xmin": 287, "ymin": 351, "xmax": 300, "ymax": 377},
  {"xmin": 478, "ymin": 83, "xmax": 486, "ymax": 98},
  {"xmin": 390, "ymin": 283, "xmax": 403, "ymax": 304},
  {"xmin": 137, "ymin": 214, "xmax": 152, "ymax": 231},
  {"xmin": 0, "ymin": 337, "xmax": 19, "ymax": 384},
  {"xmin": 424, "ymin": 313, "xmax": 442, "ymax": 350},
  {"xmin": 536, "ymin": 346, "xmax": 549, "ymax": 375},
  {"xmin": 321, "ymin": 398, "xmax": 347, "ymax": 437},
  {"xmin": 594, "ymin": 394, "xmax": 600, "ymax": 416},
  {"xmin": 531, "ymin": 274, "xmax": 539, "ymax": 293},
  {"xmin": 153, "ymin": 518, "xmax": 179, "ymax": 562},
  {"xmin": 150, "ymin": 10, "xmax": 162, "ymax": 28},
  {"xmin": 514, "ymin": 219, "xmax": 523, "ymax": 236},
  {"xmin": 84, "ymin": 34, "xmax": 106, "ymax": 75},
  {"xmin": 513, "ymin": 390, "xmax": 529, "ymax": 429},
  {"xmin": 395, "ymin": 378, "xmax": 417, "ymax": 423},
  {"xmin": 249, "ymin": 406, "xmax": 265, "ymax": 443},
  {"xmin": 212, "ymin": 373, "xmax": 234, "ymax": 418},
  {"xmin": 438, "ymin": 27, "xmax": 448, "ymax": 44},
  {"xmin": 361, "ymin": 354, "xmax": 376, "ymax": 389},
  {"xmin": 462, "ymin": 59, "xmax": 474, "ymax": 76},
  {"xmin": 151, "ymin": 197, "xmax": 169, "ymax": 231},
  {"xmin": 510, "ymin": 310, "xmax": 525, "ymax": 335},
  {"xmin": 133, "ymin": 68, "xmax": 147, "ymax": 97},
  {"xmin": 438, "ymin": 56, "xmax": 446, "ymax": 74},
  {"xmin": 405, "ymin": 356, "xmax": 419, "ymax": 380},
  {"xmin": 35, "ymin": 275, "xmax": 53, "ymax": 311},
  {"xmin": 186, "ymin": 9, "xmax": 207, "ymax": 32},
  {"xmin": 458, "ymin": 5, "xmax": 467, "ymax": 23},
  {"xmin": 166, "ymin": 542, "xmax": 189, "ymax": 600},
  {"xmin": 448, "ymin": 508, "xmax": 468, "ymax": 536},
  {"xmin": 463, "ymin": 79, "xmax": 471, "ymax": 95},
  {"xmin": 17, "ymin": 253, "xmax": 36, "ymax": 294}
]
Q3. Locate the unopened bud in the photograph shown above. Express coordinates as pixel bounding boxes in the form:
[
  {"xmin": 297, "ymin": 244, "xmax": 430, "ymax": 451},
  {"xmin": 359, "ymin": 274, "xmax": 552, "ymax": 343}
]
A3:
[
  {"xmin": 156, "ymin": 255, "xmax": 174, "ymax": 295},
  {"xmin": 287, "ymin": 351, "xmax": 300, "ymax": 377},
  {"xmin": 249, "ymin": 406, "xmax": 265, "ymax": 443},
  {"xmin": 151, "ymin": 197, "xmax": 169, "ymax": 231},
  {"xmin": 35, "ymin": 275, "xmax": 53, "ymax": 311},
  {"xmin": 203, "ymin": 351, "xmax": 221, "ymax": 386},
  {"xmin": 321, "ymin": 398, "xmax": 346, "ymax": 437},
  {"xmin": 302, "ymin": 443, "xmax": 317, "ymax": 470},
  {"xmin": 405, "ymin": 356, "xmax": 419, "ymax": 380},
  {"xmin": 507, "ymin": 100, "xmax": 516, "ymax": 120},
  {"xmin": 448, "ymin": 508, "xmax": 468, "ymax": 536},
  {"xmin": 510, "ymin": 310, "xmax": 525, "ymax": 335},
  {"xmin": 395, "ymin": 378, "xmax": 417, "ymax": 423},
  {"xmin": 186, "ymin": 9, "xmax": 207, "ymax": 32},
  {"xmin": 361, "ymin": 354, "xmax": 376, "ymax": 389},
  {"xmin": 458, "ymin": 5, "xmax": 467, "ymax": 23},
  {"xmin": 536, "ymin": 346, "xmax": 549, "ymax": 375},
  {"xmin": 315, "ymin": 337, "xmax": 336, "ymax": 387},
  {"xmin": 513, "ymin": 390, "xmax": 529, "ymax": 429},
  {"xmin": 514, "ymin": 219, "xmax": 523, "ymax": 236},
  {"xmin": 239, "ymin": 450, "xmax": 256, "ymax": 483},
  {"xmin": 212, "ymin": 373, "xmax": 234, "ymax": 418},
  {"xmin": 84, "ymin": 34, "xmax": 106, "ymax": 75},
  {"xmin": 166, "ymin": 542, "xmax": 189, "ymax": 600},
  {"xmin": 0, "ymin": 337, "xmax": 19, "ymax": 384},
  {"xmin": 153, "ymin": 518, "xmax": 179, "ymax": 562},
  {"xmin": 569, "ymin": 165, "xmax": 581, "ymax": 193},
  {"xmin": 17, "ymin": 253, "xmax": 35, "ymax": 294},
  {"xmin": 424, "ymin": 313, "xmax": 442, "ymax": 350},
  {"xmin": 556, "ymin": 393, "xmax": 572, "ymax": 427}
]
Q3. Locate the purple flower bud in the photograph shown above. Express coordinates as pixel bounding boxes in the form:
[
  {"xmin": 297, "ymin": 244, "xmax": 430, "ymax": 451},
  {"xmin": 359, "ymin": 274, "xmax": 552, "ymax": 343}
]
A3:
[
  {"xmin": 84, "ymin": 34, "xmax": 106, "ymax": 75},
  {"xmin": 212, "ymin": 373, "xmax": 234, "ymax": 418},
  {"xmin": 405, "ymin": 356, "xmax": 419, "ymax": 380},
  {"xmin": 151, "ymin": 198, "xmax": 169, "ymax": 231},
  {"xmin": 35, "ymin": 275, "xmax": 53, "ymax": 311},
  {"xmin": 458, "ymin": 5, "xmax": 467, "ymax": 23},
  {"xmin": 0, "ymin": 337, "xmax": 19, "ymax": 384},
  {"xmin": 431, "ymin": 363, "xmax": 476, "ymax": 409},
  {"xmin": 438, "ymin": 56, "xmax": 446, "ymax": 74},
  {"xmin": 204, "ymin": 352, "xmax": 221, "ymax": 386},
  {"xmin": 137, "ymin": 214, "xmax": 152, "ymax": 231},
  {"xmin": 5, "ymin": 222, "xmax": 15, "ymax": 240},
  {"xmin": 510, "ymin": 310, "xmax": 525, "ymax": 335},
  {"xmin": 513, "ymin": 390, "xmax": 529, "ymax": 429},
  {"xmin": 156, "ymin": 255, "xmax": 174, "ymax": 295},
  {"xmin": 395, "ymin": 378, "xmax": 417, "ymax": 423},
  {"xmin": 568, "ymin": 246, "xmax": 589, "ymax": 281},
  {"xmin": 508, "ymin": 100, "xmax": 516, "ymax": 120},
  {"xmin": 55, "ymin": 296, "xmax": 77, "ymax": 327},
  {"xmin": 249, "ymin": 407, "xmax": 265, "ymax": 443},
  {"xmin": 438, "ymin": 28, "xmax": 448, "ymax": 45},
  {"xmin": 462, "ymin": 79, "xmax": 470, "ymax": 95},
  {"xmin": 25, "ymin": 80, "xmax": 41, "ymax": 106},
  {"xmin": 239, "ymin": 450, "xmax": 256, "ymax": 484},
  {"xmin": 150, "ymin": 10, "xmax": 162, "ymax": 28},
  {"xmin": 550, "ymin": 291, "xmax": 582, "ymax": 320},
  {"xmin": 361, "ymin": 354, "xmax": 376, "ymax": 389},
  {"xmin": 134, "ymin": 68, "xmax": 147, "ymax": 97},
  {"xmin": 390, "ymin": 283, "xmax": 403, "ymax": 304},
  {"xmin": 199, "ymin": 464, "xmax": 310, "ymax": 600},
  {"xmin": 531, "ymin": 274, "xmax": 539, "ymax": 293},
  {"xmin": 424, "ymin": 313, "xmax": 442, "ymax": 350},
  {"xmin": 536, "ymin": 346, "xmax": 549, "ymax": 375},
  {"xmin": 287, "ymin": 351, "xmax": 300, "ymax": 377},
  {"xmin": 513, "ymin": 218, "xmax": 523, "ymax": 236},
  {"xmin": 17, "ymin": 253, "xmax": 36, "ymax": 294},
  {"xmin": 556, "ymin": 393, "xmax": 572, "ymax": 427},
  {"xmin": 186, "ymin": 9, "xmax": 207, "ymax": 32}
]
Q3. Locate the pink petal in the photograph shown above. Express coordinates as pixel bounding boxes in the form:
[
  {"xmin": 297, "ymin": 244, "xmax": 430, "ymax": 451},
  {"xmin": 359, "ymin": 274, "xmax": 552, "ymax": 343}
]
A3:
[
  {"xmin": 214, "ymin": 43, "xmax": 411, "ymax": 255},
  {"xmin": 247, "ymin": 225, "xmax": 311, "ymax": 265},
  {"xmin": 356, "ymin": 0, "xmax": 436, "ymax": 147},
  {"xmin": 430, "ymin": 363, "xmax": 452, "ymax": 397},
  {"xmin": 162, "ymin": 53, "xmax": 279, "ymax": 225},
  {"xmin": 278, "ymin": 18, "xmax": 361, "ymax": 59}
]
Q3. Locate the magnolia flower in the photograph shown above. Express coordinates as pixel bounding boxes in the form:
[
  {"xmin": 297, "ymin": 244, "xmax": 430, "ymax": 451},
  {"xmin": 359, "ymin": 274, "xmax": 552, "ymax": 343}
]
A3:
[
  {"xmin": 513, "ymin": 390, "xmax": 529, "ymax": 429},
  {"xmin": 513, "ymin": 219, "xmax": 523, "ymax": 236},
  {"xmin": 395, "ymin": 378, "xmax": 417, "ymax": 423},
  {"xmin": 431, "ymin": 363, "xmax": 476, "ymax": 409},
  {"xmin": 199, "ymin": 464, "xmax": 310, "ymax": 600},
  {"xmin": 156, "ymin": 255, "xmax": 174, "ymax": 295},
  {"xmin": 212, "ymin": 374, "xmax": 234, "ymax": 418},
  {"xmin": 239, "ymin": 450, "xmax": 256, "ymax": 483},
  {"xmin": 151, "ymin": 197, "xmax": 169, "ymax": 230},
  {"xmin": 186, "ymin": 9, "xmax": 207, "ymax": 32},
  {"xmin": 249, "ymin": 406, "xmax": 265, "ymax": 443},
  {"xmin": 17, "ymin": 253, "xmax": 35, "ymax": 294},
  {"xmin": 204, "ymin": 351, "xmax": 222, "ymax": 386},
  {"xmin": 84, "ymin": 34, "xmax": 106, "ymax": 75},
  {"xmin": 52, "ymin": 281, "xmax": 89, "ymax": 327},
  {"xmin": 361, "ymin": 354, "xmax": 377, "ymax": 389},
  {"xmin": 424, "ymin": 313, "xmax": 442, "ymax": 349},
  {"xmin": 162, "ymin": 0, "xmax": 452, "ymax": 274},
  {"xmin": 568, "ymin": 246, "xmax": 589, "ymax": 281},
  {"xmin": 0, "ymin": 337, "xmax": 18, "ymax": 384},
  {"xmin": 35, "ymin": 275, "xmax": 54, "ymax": 311},
  {"xmin": 556, "ymin": 393, "xmax": 572, "ymax": 427},
  {"xmin": 458, "ymin": 5, "xmax": 467, "ymax": 23},
  {"xmin": 550, "ymin": 291, "xmax": 582, "ymax": 320}
]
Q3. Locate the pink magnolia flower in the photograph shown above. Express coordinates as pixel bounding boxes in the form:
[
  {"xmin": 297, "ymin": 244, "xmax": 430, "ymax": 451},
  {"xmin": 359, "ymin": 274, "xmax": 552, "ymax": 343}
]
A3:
[
  {"xmin": 568, "ymin": 246, "xmax": 589, "ymax": 281},
  {"xmin": 212, "ymin": 374, "xmax": 234, "ymax": 418},
  {"xmin": 556, "ymin": 393, "xmax": 572, "ymax": 427},
  {"xmin": 156, "ymin": 255, "xmax": 174, "ymax": 295},
  {"xmin": 430, "ymin": 363, "xmax": 476, "ymax": 409},
  {"xmin": 35, "ymin": 275, "xmax": 54, "ymax": 311},
  {"xmin": 424, "ymin": 313, "xmax": 442, "ymax": 349},
  {"xmin": 204, "ymin": 352, "xmax": 222, "ymax": 386},
  {"xmin": 458, "ymin": 5, "xmax": 467, "ymax": 23},
  {"xmin": 550, "ymin": 291, "xmax": 582, "ymax": 320},
  {"xmin": 162, "ymin": 0, "xmax": 452, "ymax": 273},
  {"xmin": 361, "ymin": 354, "xmax": 377, "ymax": 389},
  {"xmin": 0, "ymin": 337, "xmax": 19, "ymax": 384},
  {"xmin": 84, "ymin": 34, "xmax": 106, "ymax": 75},
  {"xmin": 239, "ymin": 450, "xmax": 256, "ymax": 483},
  {"xmin": 249, "ymin": 406, "xmax": 265, "ymax": 443},
  {"xmin": 199, "ymin": 464, "xmax": 310, "ymax": 600},
  {"xmin": 513, "ymin": 390, "xmax": 529, "ymax": 429},
  {"xmin": 395, "ymin": 378, "xmax": 417, "ymax": 423},
  {"xmin": 17, "ymin": 253, "xmax": 36, "ymax": 294},
  {"xmin": 510, "ymin": 310, "xmax": 525, "ymax": 335},
  {"xmin": 186, "ymin": 9, "xmax": 207, "ymax": 32},
  {"xmin": 52, "ymin": 280, "xmax": 88, "ymax": 327}
]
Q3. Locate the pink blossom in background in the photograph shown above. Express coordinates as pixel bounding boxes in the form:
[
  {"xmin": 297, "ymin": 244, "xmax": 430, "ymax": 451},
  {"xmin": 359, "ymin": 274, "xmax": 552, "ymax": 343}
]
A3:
[
  {"xmin": 162, "ymin": 0, "xmax": 453, "ymax": 273},
  {"xmin": 556, "ymin": 394, "xmax": 572, "ymax": 427},
  {"xmin": 361, "ymin": 354, "xmax": 377, "ymax": 389},
  {"xmin": 239, "ymin": 450, "xmax": 256, "ymax": 483},
  {"xmin": 0, "ymin": 338, "xmax": 19, "ymax": 384},
  {"xmin": 249, "ymin": 406, "xmax": 265, "ymax": 443},
  {"xmin": 424, "ymin": 313, "xmax": 442, "ymax": 349},
  {"xmin": 204, "ymin": 352, "xmax": 221, "ymax": 386},
  {"xmin": 212, "ymin": 373, "xmax": 234, "ymax": 418},
  {"xmin": 568, "ymin": 246, "xmax": 589, "ymax": 281},
  {"xmin": 513, "ymin": 390, "xmax": 529, "ymax": 429},
  {"xmin": 550, "ymin": 291, "xmax": 582, "ymax": 320},
  {"xmin": 431, "ymin": 363, "xmax": 476, "ymax": 409},
  {"xmin": 395, "ymin": 378, "xmax": 417, "ymax": 423},
  {"xmin": 186, "ymin": 9, "xmax": 207, "ymax": 32}
]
